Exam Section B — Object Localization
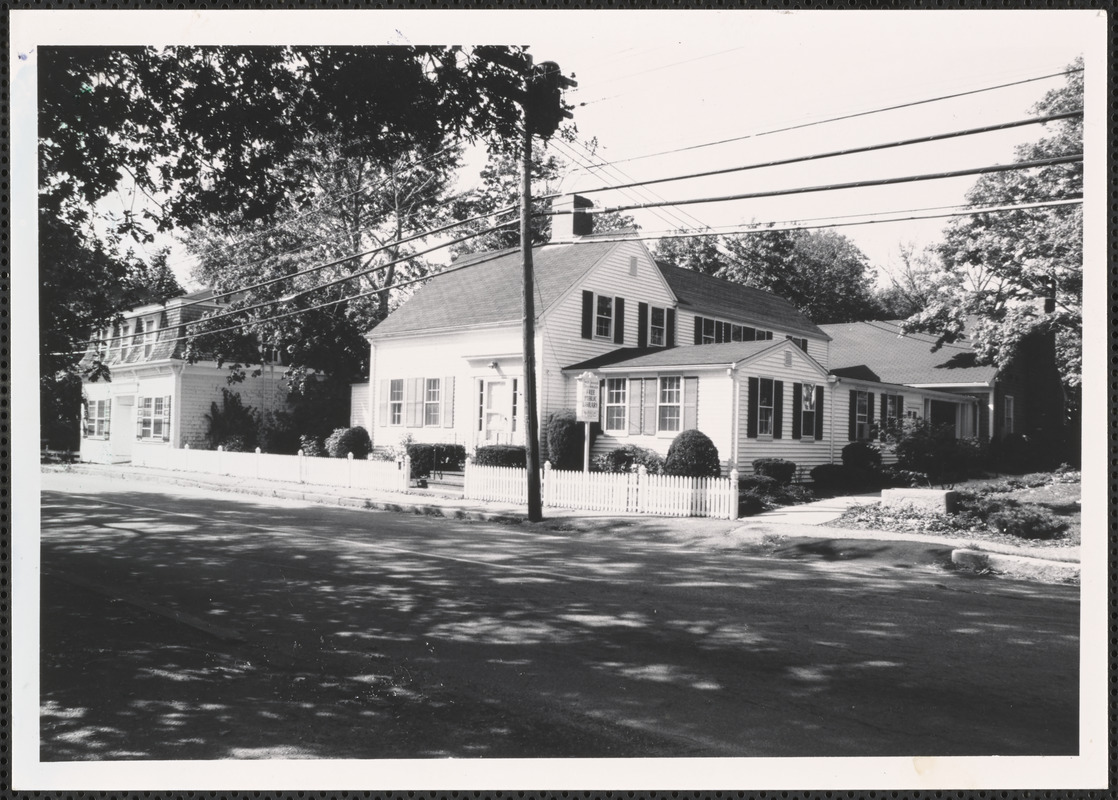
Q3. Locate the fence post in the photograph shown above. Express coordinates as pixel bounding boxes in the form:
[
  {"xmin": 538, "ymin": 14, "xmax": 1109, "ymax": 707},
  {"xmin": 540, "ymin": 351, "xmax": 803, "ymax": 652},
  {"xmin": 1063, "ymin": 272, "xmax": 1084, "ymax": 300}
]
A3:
[
  {"xmin": 217, "ymin": 445, "xmax": 224, "ymax": 475},
  {"xmin": 298, "ymin": 449, "xmax": 305, "ymax": 483},
  {"xmin": 347, "ymin": 452, "xmax": 354, "ymax": 488},
  {"xmin": 401, "ymin": 453, "xmax": 411, "ymax": 492},
  {"xmin": 463, "ymin": 457, "xmax": 472, "ymax": 499},
  {"xmin": 183, "ymin": 443, "xmax": 190, "ymax": 473},
  {"xmin": 542, "ymin": 461, "xmax": 552, "ymax": 507},
  {"xmin": 728, "ymin": 468, "xmax": 740, "ymax": 520},
  {"xmin": 637, "ymin": 465, "xmax": 647, "ymax": 514}
]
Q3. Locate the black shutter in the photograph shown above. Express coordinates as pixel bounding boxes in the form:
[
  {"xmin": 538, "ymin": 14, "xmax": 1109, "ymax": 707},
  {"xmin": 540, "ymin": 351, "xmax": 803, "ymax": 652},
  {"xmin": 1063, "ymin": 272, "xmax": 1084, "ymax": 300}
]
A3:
[
  {"xmin": 666, "ymin": 308, "xmax": 676, "ymax": 348},
  {"xmin": 747, "ymin": 377, "xmax": 759, "ymax": 439},
  {"xmin": 581, "ymin": 291, "xmax": 594, "ymax": 339},
  {"xmin": 848, "ymin": 390, "xmax": 858, "ymax": 441},
  {"xmin": 614, "ymin": 298, "xmax": 625, "ymax": 344},
  {"xmin": 791, "ymin": 383, "xmax": 802, "ymax": 440},
  {"xmin": 637, "ymin": 302, "xmax": 649, "ymax": 348},
  {"xmin": 693, "ymin": 315, "xmax": 703, "ymax": 345},
  {"xmin": 815, "ymin": 386, "xmax": 824, "ymax": 439},
  {"xmin": 868, "ymin": 393, "xmax": 875, "ymax": 434},
  {"xmin": 714, "ymin": 322, "xmax": 725, "ymax": 344},
  {"xmin": 773, "ymin": 381, "xmax": 784, "ymax": 439}
]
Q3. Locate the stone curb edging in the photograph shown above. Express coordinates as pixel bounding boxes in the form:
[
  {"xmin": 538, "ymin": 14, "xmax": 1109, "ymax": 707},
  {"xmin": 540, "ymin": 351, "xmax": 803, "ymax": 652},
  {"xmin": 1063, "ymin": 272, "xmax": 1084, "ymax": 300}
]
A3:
[{"xmin": 951, "ymin": 548, "xmax": 1080, "ymax": 583}]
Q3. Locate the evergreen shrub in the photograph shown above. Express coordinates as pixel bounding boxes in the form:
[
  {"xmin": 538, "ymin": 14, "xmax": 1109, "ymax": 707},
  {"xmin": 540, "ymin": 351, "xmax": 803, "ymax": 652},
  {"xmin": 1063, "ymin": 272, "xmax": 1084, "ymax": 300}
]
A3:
[
  {"xmin": 325, "ymin": 426, "xmax": 372, "ymax": 459},
  {"xmin": 664, "ymin": 429, "xmax": 722, "ymax": 478},
  {"xmin": 474, "ymin": 445, "xmax": 527, "ymax": 468},
  {"xmin": 752, "ymin": 458, "xmax": 797, "ymax": 485}
]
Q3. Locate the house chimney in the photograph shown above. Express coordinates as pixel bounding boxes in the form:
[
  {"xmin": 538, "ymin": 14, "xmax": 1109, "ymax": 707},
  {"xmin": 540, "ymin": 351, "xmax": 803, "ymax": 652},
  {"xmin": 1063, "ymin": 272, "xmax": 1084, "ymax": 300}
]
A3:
[{"xmin": 552, "ymin": 194, "xmax": 594, "ymax": 242}]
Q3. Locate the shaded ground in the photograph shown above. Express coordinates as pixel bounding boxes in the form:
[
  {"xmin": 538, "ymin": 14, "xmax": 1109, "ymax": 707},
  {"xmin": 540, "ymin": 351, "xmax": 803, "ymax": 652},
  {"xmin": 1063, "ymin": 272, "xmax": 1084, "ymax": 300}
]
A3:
[{"xmin": 38, "ymin": 472, "xmax": 1080, "ymax": 761}]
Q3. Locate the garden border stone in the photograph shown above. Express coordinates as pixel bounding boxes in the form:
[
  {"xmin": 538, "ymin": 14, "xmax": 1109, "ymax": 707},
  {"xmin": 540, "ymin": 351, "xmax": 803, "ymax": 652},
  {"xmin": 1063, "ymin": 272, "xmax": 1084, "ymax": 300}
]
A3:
[{"xmin": 881, "ymin": 487, "xmax": 958, "ymax": 514}]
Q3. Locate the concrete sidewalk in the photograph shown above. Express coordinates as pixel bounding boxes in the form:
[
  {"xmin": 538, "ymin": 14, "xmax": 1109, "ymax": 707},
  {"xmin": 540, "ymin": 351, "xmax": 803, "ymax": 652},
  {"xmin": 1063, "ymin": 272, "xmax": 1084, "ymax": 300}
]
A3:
[{"xmin": 40, "ymin": 462, "xmax": 1078, "ymax": 579}]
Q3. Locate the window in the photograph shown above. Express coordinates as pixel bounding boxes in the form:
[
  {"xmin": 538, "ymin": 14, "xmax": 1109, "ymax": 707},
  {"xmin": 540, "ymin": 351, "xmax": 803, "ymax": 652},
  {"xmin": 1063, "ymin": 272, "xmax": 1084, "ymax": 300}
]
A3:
[
  {"xmin": 605, "ymin": 378, "xmax": 627, "ymax": 432},
  {"xmin": 884, "ymin": 394, "xmax": 904, "ymax": 426},
  {"xmin": 787, "ymin": 336, "xmax": 808, "ymax": 353},
  {"xmin": 137, "ymin": 395, "xmax": 171, "ymax": 441},
  {"xmin": 1004, "ymin": 395, "xmax": 1015, "ymax": 434},
  {"xmin": 801, "ymin": 383, "xmax": 816, "ymax": 440},
  {"xmin": 854, "ymin": 390, "xmax": 871, "ymax": 440},
  {"xmin": 84, "ymin": 399, "xmax": 110, "ymax": 438},
  {"xmin": 758, "ymin": 378, "xmax": 775, "ymax": 436},
  {"xmin": 389, "ymin": 379, "xmax": 404, "ymax": 426},
  {"xmin": 701, "ymin": 318, "xmax": 716, "ymax": 344},
  {"xmin": 650, "ymin": 307, "xmax": 666, "ymax": 347},
  {"xmin": 730, "ymin": 324, "xmax": 743, "ymax": 342},
  {"xmin": 658, "ymin": 377, "xmax": 681, "ymax": 432},
  {"xmin": 595, "ymin": 295, "xmax": 613, "ymax": 338},
  {"xmin": 424, "ymin": 379, "xmax": 441, "ymax": 426},
  {"xmin": 143, "ymin": 319, "xmax": 155, "ymax": 358}
]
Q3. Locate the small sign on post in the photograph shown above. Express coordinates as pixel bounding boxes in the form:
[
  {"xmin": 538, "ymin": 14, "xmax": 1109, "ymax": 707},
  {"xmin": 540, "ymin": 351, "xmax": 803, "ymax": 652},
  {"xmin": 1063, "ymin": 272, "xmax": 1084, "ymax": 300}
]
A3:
[{"xmin": 575, "ymin": 371, "xmax": 600, "ymax": 473}]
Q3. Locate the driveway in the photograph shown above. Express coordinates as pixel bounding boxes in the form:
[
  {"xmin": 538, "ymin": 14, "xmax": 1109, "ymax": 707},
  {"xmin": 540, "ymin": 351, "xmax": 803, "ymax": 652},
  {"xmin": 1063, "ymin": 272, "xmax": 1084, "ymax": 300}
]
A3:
[{"xmin": 37, "ymin": 471, "xmax": 1080, "ymax": 761}]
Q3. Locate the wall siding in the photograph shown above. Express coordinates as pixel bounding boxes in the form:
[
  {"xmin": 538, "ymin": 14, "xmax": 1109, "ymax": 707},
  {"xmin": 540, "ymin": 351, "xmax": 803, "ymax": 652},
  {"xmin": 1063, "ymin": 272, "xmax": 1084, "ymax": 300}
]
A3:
[
  {"xmin": 176, "ymin": 366, "xmax": 288, "ymax": 450},
  {"xmin": 675, "ymin": 308, "xmax": 830, "ymax": 366},
  {"xmin": 736, "ymin": 343, "xmax": 833, "ymax": 480}
]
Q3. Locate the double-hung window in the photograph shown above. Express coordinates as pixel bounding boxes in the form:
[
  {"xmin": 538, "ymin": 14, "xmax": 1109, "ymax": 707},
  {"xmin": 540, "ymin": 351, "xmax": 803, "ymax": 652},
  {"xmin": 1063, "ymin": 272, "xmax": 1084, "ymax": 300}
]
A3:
[
  {"xmin": 884, "ymin": 394, "xmax": 903, "ymax": 426},
  {"xmin": 758, "ymin": 378, "xmax": 775, "ymax": 436},
  {"xmin": 649, "ymin": 308, "xmax": 666, "ymax": 347},
  {"xmin": 424, "ymin": 378, "xmax": 441, "ymax": 426},
  {"xmin": 595, "ymin": 295, "xmax": 614, "ymax": 339},
  {"xmin": 801, "ymin": 383, "xmax": 816, "ymax": 440},
  {"xmin": 854, "ymin": 391, "xmax": 871, "ymax": 440},
  {"xmin": 658, "ymin": 377, "xmax": 682, "ymax": 432},
  {"xmin": 605, "ymin": 378, "xmax": 627, "ymax": 432},
  {"xmin": 143, "ymin": 319, "xmax": 156, "ymax": 358},
  {"xmin": 137, "ymin": 395, "xmax": 172, "ymax": 441},
  {"xmin": 701, "ymin": 318, "xmax": 716, "ymax": 344},
  {"xmin": 389, "ymin": 379, "xmax": 404, "ymax": 426},
  {"xmin": 84, "ymin": 399, "xmax": 110, "ymax": 438}
]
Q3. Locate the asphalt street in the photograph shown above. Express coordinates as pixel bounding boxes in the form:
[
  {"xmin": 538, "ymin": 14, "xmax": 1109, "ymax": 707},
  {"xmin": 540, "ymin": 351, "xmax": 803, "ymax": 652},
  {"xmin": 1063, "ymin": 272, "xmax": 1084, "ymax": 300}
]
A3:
[{"xmin": 38, "ymin": 471, "xmax": 1080, "ymax": 760}]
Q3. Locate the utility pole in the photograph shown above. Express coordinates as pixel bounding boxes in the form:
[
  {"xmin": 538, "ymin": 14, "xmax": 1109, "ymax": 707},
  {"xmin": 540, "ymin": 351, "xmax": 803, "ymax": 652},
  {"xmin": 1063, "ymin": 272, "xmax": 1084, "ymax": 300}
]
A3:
[{"xmin": 520, "ymin": 58, "xmax": 576, "ymax": 522}]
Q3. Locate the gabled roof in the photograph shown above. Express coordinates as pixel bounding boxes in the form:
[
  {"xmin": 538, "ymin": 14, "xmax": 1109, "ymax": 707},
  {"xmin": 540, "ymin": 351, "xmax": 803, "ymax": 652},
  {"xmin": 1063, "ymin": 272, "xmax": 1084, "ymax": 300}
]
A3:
[
  {"xmin": 565, "ymin": 339, "xmax": 827, "ymax": 374},
  {"xmin": 369, "ymin": 239, "xmax": 621, "ymax": 339},
  {"xmin": 820, "ymin": 320, "xmax": 997, "ymax": 386},
  {"xmin": 655, "ymin": 262, "xmax": 829, "ymax": 340}
]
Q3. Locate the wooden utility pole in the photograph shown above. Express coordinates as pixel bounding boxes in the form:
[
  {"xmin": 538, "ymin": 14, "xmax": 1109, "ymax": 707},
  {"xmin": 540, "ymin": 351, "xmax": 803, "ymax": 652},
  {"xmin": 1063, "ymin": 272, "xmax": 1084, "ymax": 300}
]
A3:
[{"xmin": 520, "ymin": 80, "xmax": 544, "ymax": 522}]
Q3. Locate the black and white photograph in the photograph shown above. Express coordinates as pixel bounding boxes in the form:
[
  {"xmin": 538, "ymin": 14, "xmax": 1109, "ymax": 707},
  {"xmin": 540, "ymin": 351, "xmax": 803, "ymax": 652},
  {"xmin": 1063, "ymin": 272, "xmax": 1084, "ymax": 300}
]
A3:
[{"xmin": 11, "ymin": 8, "xmax": 1109, "ymax": 791}]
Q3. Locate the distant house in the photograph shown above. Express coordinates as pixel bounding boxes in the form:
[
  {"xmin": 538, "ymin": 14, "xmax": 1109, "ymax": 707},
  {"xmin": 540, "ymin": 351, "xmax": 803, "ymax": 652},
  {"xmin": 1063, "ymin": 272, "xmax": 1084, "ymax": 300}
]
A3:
[
  {"xmin": 78, "ymin": 289, "xmax": 287, "ymax": 464},
  {"xmin": 820, "ymin": 320, "xmax": 1065, "ymax": 443},
  {"xmin": 352, "ymin": 196, "xmax": 978, "ymax": 478}
]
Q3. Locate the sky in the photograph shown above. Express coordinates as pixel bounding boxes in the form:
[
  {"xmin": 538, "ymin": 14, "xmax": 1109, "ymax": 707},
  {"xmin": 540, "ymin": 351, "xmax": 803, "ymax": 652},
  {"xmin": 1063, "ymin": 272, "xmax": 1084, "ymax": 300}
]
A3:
[
  {"xmin": 9, "ymin": 8, "xmax": 1109, "ymax": 793},
  {"xmin": 12, "ymin": 10, "xmax": 1099, "ymax": 290}
]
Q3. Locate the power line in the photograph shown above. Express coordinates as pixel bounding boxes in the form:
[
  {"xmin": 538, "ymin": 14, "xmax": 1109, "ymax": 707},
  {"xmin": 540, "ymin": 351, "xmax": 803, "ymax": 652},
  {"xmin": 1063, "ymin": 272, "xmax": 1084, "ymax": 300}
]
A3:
[
  {"xmin": 580, "ymin": 153, "xmax": 1082, "ymax": 217},
  {"xmin": 576, "ymin": 66, "xmax": 1085, "ymax": 169},
  {"xmin": 60, "ymin": 194, "xmax": 1080, "ymax": 358},
  {"xmin": 548, "ymin": 109, "xmax": 1083, "ymax": 201}
]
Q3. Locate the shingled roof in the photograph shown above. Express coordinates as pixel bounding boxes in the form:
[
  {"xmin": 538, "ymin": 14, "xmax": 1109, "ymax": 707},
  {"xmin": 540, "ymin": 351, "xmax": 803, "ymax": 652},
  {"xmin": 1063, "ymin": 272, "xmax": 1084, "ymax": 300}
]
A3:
[
  {"xmin": 565, "ymin": 340, "xmax": 785, "ymax": 372},
  {"xmin": 820, "ymin": 320, "xmax": 997, "ymax": 386},
  {"xmin": 368, "ymin": 239, "xmax": 620, "ymax": 339},
  {"xmin": 655, "ymin": 262, "xmax": 829, "ymax": 340}
]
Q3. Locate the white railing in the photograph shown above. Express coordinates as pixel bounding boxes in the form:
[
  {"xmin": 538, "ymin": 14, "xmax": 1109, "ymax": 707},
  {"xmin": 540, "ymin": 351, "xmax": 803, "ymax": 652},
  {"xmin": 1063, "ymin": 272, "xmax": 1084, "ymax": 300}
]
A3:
[
  {"xmin": 132, "ymin": 444, "xmax": 410, "ymax": 493},
  {"xmin": 462, "ymin": 459, "xmax": 739, "ymax": 520}
]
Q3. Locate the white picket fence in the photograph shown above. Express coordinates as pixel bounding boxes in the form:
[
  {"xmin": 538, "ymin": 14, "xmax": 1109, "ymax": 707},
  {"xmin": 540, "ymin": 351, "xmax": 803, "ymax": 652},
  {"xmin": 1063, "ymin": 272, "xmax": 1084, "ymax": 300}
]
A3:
[
  {"xmin": 132, "ymin": 444, "xmax": 411, "ymax": 493},
  {"xmin": 462, "ymin": 458, "xmax": 739, "ymax": 520}
]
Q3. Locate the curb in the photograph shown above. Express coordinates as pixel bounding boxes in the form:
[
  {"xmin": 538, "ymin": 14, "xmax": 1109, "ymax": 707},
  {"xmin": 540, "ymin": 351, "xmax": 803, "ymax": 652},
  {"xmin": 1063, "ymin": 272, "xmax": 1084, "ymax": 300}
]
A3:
[{"xmin": 951, "ymin": 548, "xmax": 1080, "ymax": 583}]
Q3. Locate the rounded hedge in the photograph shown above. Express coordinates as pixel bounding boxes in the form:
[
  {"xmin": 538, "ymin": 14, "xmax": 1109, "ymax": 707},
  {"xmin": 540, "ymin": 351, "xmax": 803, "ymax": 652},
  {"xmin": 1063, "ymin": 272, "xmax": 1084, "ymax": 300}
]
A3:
[
  {"xmin": 325, "ymin": 426, "xmax": 372, "ymax": 459},
  {"xmin": 752, "ymin": 457, "xmax": 797, "ymax": 485},
  {"xmin": 664, "ymin": 429, "xmax": 722, "ymax": 478},
  {"xmin": 842, "ymin": 440, "xmax": 882, "ymax": 471}
]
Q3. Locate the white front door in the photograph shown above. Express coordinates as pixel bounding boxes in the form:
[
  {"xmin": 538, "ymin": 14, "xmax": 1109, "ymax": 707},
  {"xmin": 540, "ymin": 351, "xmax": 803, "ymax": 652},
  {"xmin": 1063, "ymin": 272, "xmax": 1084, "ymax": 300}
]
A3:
[
  {"xmin": 483, "ymin": 379, "xmax": 510, "ymax": 444},
  {"xmin": 109, "ymin": 395, "xmax": 135, "ymax": 462}
]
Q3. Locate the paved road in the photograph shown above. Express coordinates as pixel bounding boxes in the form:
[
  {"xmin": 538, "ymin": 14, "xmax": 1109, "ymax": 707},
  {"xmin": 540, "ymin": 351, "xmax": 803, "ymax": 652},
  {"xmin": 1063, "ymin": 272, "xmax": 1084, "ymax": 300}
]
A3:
[{"xmin": 38, "ymin": 472, "xmax": 1080, "ymax": 760}]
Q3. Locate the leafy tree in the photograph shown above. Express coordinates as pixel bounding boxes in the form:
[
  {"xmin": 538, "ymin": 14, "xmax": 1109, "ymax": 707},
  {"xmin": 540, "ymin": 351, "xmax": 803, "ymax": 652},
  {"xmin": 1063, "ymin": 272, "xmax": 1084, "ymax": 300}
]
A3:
[
  {"xmin": 654, "ymin": 227, "xmax": 884, "ymax": 324},
  {"xmin": 902, "ymin": 59, "xmax": 1083, "ymax": 393},
  {"xmin": 874, "ymin": 241, "xmax": 943, "ymax": 320},
  {"xmin": 40, "ymin": 45, "xmax": 536, "ymax": 440}
]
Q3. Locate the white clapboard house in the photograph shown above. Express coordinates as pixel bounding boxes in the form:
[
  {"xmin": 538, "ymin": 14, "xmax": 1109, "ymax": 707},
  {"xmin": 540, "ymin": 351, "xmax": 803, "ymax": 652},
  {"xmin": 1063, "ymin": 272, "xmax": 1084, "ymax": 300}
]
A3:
[{"xmin": 353, "ymin": 196, "xmax": 978, "ymax": 479}]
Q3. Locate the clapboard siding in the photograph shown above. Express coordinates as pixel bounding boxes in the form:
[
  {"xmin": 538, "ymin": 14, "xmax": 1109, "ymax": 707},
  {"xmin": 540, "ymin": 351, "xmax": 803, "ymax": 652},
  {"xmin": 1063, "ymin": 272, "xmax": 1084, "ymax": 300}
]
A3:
[
  {"xmin": 176, "ymin": 366, "xmax": 287, "ymax": 450},
  {"xmin": 736, "ymin": 342, "xmax": 834, "ymax": 480}
]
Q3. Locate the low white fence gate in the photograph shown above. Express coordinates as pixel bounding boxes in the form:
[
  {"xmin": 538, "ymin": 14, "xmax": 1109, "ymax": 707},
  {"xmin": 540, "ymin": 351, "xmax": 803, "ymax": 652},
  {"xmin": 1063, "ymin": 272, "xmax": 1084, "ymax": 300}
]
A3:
[
  {"xmin": 462, "ymin": 459, "xmax": 739, "ymax": 520},
  {"xmin": 132, "ymin": 444, "xmax": 411, "ymax": 494}
]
